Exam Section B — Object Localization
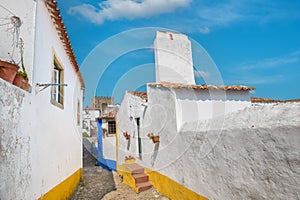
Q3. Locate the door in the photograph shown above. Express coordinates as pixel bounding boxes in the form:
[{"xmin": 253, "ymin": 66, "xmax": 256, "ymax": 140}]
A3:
[{"xmin": 136, "ymin": 118, "xmax": 142, "ymax": 159}]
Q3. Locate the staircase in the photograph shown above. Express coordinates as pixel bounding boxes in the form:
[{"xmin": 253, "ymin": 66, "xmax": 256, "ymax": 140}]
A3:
[{"xmin": 125, "ymin": 163, "xmax": 152, "ymax": 192}]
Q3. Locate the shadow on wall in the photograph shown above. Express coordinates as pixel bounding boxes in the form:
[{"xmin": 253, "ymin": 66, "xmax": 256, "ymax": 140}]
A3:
[{"xmin": 151, "ymin": 142, "xmax": 160, "ymax": 167}]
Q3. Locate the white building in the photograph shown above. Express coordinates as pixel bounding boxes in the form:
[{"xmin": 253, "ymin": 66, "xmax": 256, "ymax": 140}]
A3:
[
  {"xmin": 82, "ymin": 108, "xmax": 100, "ymax": 137},
  {"xmin": 0, "ymin": 0, "xmax": 84, "ymax": 199},
  {"xmin": 117, "ymin": 31, "xmax": 255, "ymax": 199}
]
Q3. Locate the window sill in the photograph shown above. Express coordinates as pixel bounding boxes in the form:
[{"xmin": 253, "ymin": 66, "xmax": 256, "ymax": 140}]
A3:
[{"xmin": 51, "ymin": 99, "xmax": 64, "ymax": 110}]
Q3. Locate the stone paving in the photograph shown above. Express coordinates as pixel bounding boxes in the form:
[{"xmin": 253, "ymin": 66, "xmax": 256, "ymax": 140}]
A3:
[
  {"xmin": 71, "ymin": 145, "xmax": 168, "ymax": 200},
  {"xmin": 70, "ymin": 146, "xmax": 115, "ymax": 200}
]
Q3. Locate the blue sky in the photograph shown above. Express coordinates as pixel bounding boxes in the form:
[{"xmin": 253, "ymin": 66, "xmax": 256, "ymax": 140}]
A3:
[{"xmin": 56, "ymin": 0, "xmax": 300, "ymax": 105}]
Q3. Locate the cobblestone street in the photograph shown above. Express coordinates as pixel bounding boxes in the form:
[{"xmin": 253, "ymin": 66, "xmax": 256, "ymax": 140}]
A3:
[{"xmin": 70, "ymin": 146, "xmax": 168, "ymax": 200}]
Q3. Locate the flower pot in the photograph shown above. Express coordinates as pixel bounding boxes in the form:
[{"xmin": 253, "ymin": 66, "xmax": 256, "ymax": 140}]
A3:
[
  {"xmin": 125, "ymin": 158, "xmax": 136, "ymax": 164},
  {"xmin": 13, "ymin": 73, "xmax": 30, "ymax": 91},
  {"xmin": 152, "ymin": 136, "xmax": 160, "ymax": 143},
  {"xmin": 123, "ymin": 132, "xmax": 130, "ymax": 140},
  {"xmin": 0, "ymin": 61, "xmax": 19, "ymax": 83}
]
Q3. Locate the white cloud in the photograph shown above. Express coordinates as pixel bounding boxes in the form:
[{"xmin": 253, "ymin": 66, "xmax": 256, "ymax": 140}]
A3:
[
  {"xmin": 68, "ymin": 0, "xmax": 192, "ymax": 25},
  {"xmin": 234, "ymin": 75, "xmax": 285, "ymax": 85},
  {"xmin": 194, "ymin": 70, "xmax": 210, "ymax": 78},
  {"xmin": 239, "ymin": 50, "xmax": 300, "ymax": 70},
  {"xmin": 225, "ymin": 50, "xmax": 300, "ymax": 85},
  {"xmin": 199, "ymin": 26, "xmax": 210, "ymax": 34}
]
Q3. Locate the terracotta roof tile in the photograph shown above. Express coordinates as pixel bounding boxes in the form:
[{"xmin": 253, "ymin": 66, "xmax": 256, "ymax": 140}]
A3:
[
  {"xmin": 148, "ymin": 82, "xmax": 255, "ymax": 91},
  {"xmin": 44, "ymin": 0, "xmax": 85, "ymax": 88},
  {"xmin": 251, "ymin": 97, "xmax": 300, "ymax": 103},
  {"xmin": 128, "ymin": 91, "xmax": 148, "ymax": 100}
]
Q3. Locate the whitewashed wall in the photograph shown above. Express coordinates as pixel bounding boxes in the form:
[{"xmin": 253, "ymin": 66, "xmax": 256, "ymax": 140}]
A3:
[
  {"xmin": 174, "ymin": 88, "xmax": 251, "ymax": 130},
  {"xmin": 118, "ymin": 84, "xmax": 300, "ymax": 199},
  {"xmin": 103, "ymin": 136, "xmax": 116, "ymax": 161},
  {"xmin": 118, "ymin": 87, "xmax": 180, "ymax": 168},
  {"xmin": 166, "ymin": 103, "xmax": 300, "ymax": 200},
  {"xmin": 0, "ymin": 0, "xmax": 36, "ymax": 82},
  {"xmin": 0, "ymin": 79, "xmax": 31, "ymax": 200},
  {"xmin": 0, "ymin": 0, "xmax": 84, "ymax": 199},
  {"xmin": 154, "ymin": 31, "xmax": 195, "ymax": 84},
  {"xmin": 30, "ymin": 1, "xmax": 83, "ymax": 198},
  {"xmin": 117, "ymin": 91, "xmax": 147, "ymax": 163},
  {"xmin": 82, "ymin": 109, "xmax": 100, "ymax": 136}
]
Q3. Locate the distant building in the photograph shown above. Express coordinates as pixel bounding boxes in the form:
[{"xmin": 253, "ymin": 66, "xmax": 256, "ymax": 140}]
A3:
[
  {"xmin": 83, "ymin": 96, "xmax": 116, "ymax": 137},
  {"xmin": 92, "ymin": 96, "xmax": 114, "ymax": 115},
  {"xmin": 82, "ymin": 108, "xmax": 100, "ymax": 137},
  {"xmin": 97, "ymin": 104, "xmax": 119, "ymax": 171}
]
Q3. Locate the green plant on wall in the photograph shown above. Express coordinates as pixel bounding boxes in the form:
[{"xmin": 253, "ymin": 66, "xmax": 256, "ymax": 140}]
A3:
[{"xmin": 17, "ymin": 38, "xmax": 28, "ymax": 80}]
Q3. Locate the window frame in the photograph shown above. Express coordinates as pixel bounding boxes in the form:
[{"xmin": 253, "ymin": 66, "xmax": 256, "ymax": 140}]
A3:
[
  {"xmin": 77, "ymin": 99, "xmax": 81, "ymax": 126},
  {"xmin": 50, "ymin": 54, "xmax": 64, "ymax": 109},
  {"xmin": 107, "ymin": 120, "xmax": 116, "ymax": 135}
]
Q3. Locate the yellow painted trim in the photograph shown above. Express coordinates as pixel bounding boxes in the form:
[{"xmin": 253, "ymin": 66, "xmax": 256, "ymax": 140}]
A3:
[
  {"xmin": 116, "ymin": 117, "xmax": 118, "ymax": 164},
  {"xmin": 124, "ymin": 159, "xmax": 136, "ymax": 164},
  {"xmin": 145, "ymin": 168, "xmax": 208, "ymax": 200},
  {"xmin": 117, "ymin": 164, "xmax": 139, "ymax": 193},
  {"xmin": 38, "ymin": 168, "xmax": 82, "ymax": 200}
]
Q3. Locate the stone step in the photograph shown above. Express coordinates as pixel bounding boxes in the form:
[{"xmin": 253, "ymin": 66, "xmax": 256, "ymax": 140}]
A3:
[
  {"xmin": 125, "ymin": 163, "xmax": 144, "ymax": 174},
  {"xmin": 136, "ymin": 181, "xmax": 152, "ymax": 192},
  {"xmin": 133, "ymin": 173, "xmax": 149, "ymax": 183}
]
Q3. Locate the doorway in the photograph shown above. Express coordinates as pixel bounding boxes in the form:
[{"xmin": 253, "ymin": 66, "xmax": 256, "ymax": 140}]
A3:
[{"xmin": 135, "ymin": 117, "xmax": 142, "ymax": 159}]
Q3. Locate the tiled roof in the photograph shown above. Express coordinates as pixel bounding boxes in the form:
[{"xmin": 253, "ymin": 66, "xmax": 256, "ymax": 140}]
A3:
[
  {"xmin": 44, "ymin": 0, "xmax": 85, "ymax": 88},
  {"xmin": 251, "ymin": 97, "xmax": 281, "ymax": 103},
  {"xmin": 128, "ymin": 91, "xmax": 148, "ymax": 100},
  {"xmin": 100, "ymin": 111, "xmax": 117, "ymax": 119},
  {"xmin": 251, "ymin": 97, "xmax": 300, "ymax": 103},
  {"xmin": 148, "ymin": 82, "xmax": 254, "ymax": 91}
]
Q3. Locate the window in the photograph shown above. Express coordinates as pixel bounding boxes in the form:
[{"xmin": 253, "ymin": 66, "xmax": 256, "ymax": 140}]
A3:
[
  {"xmin": 108, "ymin": 121, "xmax": 116, "ymax": 134},
  {"xmin": 51, "ymin": 55, "xmax": 64, "ymax": 108},
  {"xmin": 77, "ymin": 100, "xmax": 80, "ymax": 125},
  {"xmin": 102, "ymin": 103, "xmax": 108, "ymax": 115}
]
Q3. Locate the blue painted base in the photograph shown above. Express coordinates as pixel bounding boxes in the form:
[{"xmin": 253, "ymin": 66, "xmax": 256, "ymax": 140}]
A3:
[
  {"xmin": 97, "ymin": 118, "xmax": 116, "ymax": 171},
  {"xmin": 98, "ymin": 158, "xmax": 116, "ymax": 171}
]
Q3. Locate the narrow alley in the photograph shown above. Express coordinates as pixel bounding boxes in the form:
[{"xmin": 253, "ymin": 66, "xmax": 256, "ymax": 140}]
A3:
[{"xmin": 70, "ymin": 145, "xmax": 168, "ymax": 200}]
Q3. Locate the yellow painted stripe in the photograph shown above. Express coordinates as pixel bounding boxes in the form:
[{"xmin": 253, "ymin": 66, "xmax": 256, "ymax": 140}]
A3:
[
  {"xmin": 116, "ymin": 117, "xmax": 118, "ymax": 164},
  {"xmin": 38, "ymin": 168, "xmax": 82, "ymax": 200},
  {"xmin": 145, "ymin": 168, "xmax": 208, "ymax": 200},
  {"xmin": 117, "ymin": 164, "xmax": 139, "ymax": 193},
  {"xmin": 117, "ymin": 164, "xmax": 208, "ymax": 199}
]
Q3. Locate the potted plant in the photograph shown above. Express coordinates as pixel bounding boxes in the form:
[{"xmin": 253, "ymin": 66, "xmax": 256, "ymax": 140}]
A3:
[
  {"xmin": 147, "ymin": 133, "xmax": 160, "ymax": 143},
  {"xmin": 0, "ymin": 58, "xmax": 19, "ymax": 84},
  {"xmin": 13, "ymin": 38, "xmax": 30, "ymax": 91},
  {"xmin": 0, "ymin": 16, "xmax": 21, "ymax": 83},
  {"xmin": 125, "ymin": 155, "xmax": 136, "ymax": 164},
  {"xmin": 123, "ymin": 131, "xmax": 130, "ymax": 140}
]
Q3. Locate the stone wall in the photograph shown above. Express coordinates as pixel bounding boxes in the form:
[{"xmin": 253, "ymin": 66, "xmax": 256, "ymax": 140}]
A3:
[
  {"xmin": 167, "ymin": 103, "xmax": 300, "ymax": 199},
  {"xmin": 0, "ymin": 79, "xmax": 31, "ymax": 200},
  {"xmin": 118, "ymin": 84, "xmax": 300, "ymax": 199}
]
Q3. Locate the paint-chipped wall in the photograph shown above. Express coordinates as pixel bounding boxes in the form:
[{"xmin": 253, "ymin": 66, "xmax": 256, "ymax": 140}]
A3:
[
  {"xmin": 0, "ymin": 79, "xmax": 31, "ymax": 200},
  {"xmin": 1, "ymin": 1, "xmax": 84, "ymax": 199},
  {"xmin": 173, "ymin": 103, "xmax": 300, "ymax": 199}
]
